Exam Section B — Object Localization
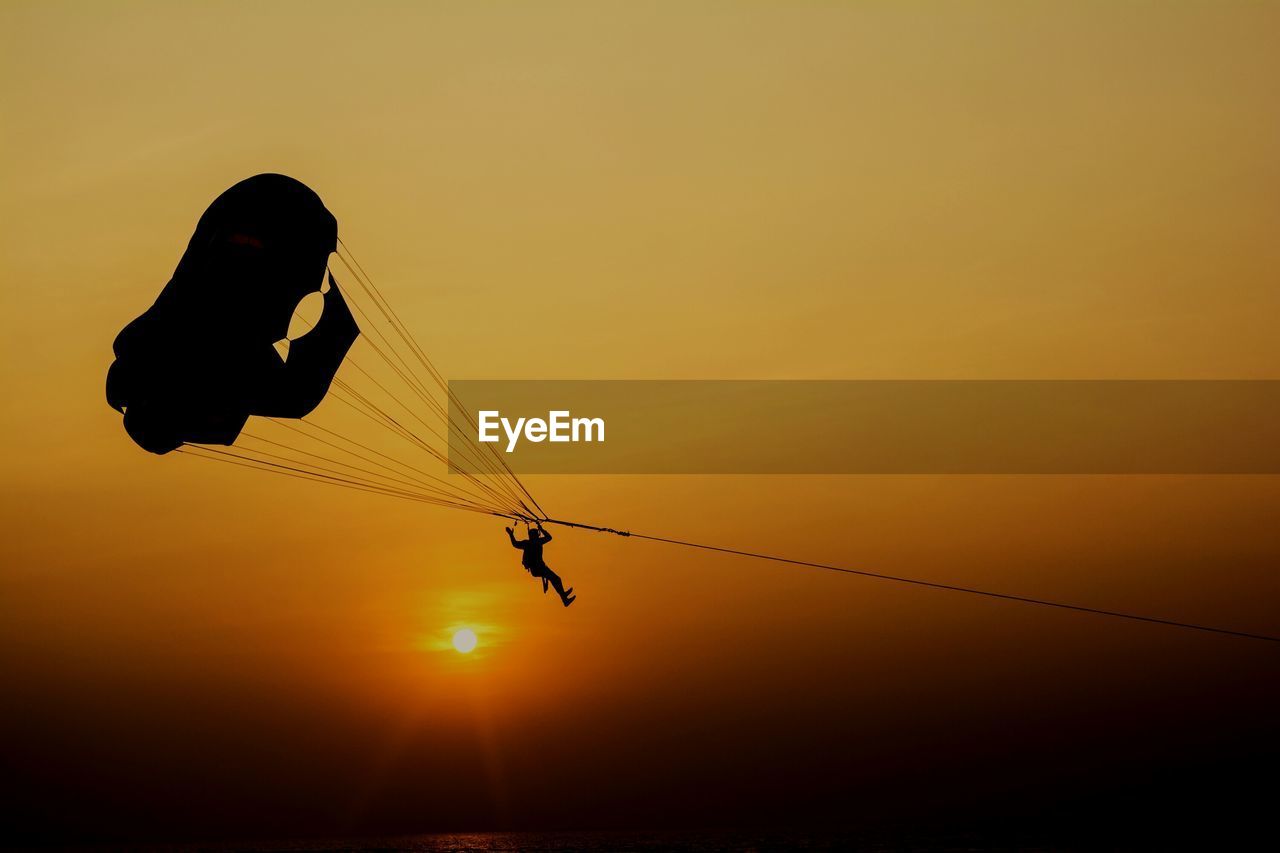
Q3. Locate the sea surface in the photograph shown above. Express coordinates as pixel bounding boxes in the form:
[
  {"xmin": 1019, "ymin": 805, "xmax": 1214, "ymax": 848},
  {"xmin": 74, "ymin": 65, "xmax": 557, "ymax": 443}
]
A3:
[{"xmin": 125, "ymin": 829, "xmax": 1068, "ymax": 852}]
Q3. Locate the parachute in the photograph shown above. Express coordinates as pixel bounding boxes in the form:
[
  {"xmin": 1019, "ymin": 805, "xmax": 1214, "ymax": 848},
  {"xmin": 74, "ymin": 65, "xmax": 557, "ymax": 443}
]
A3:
[
  {"xmin": 107, "ymin": 174, "xmax": 357, "ymax": 453},
  {"xmin": 103, "ymin": 175, "xmax": 1278, "ymax": 645},
  {"xmin": 106, "ymin": 173, "xmax": 545, "ymax": 521}
]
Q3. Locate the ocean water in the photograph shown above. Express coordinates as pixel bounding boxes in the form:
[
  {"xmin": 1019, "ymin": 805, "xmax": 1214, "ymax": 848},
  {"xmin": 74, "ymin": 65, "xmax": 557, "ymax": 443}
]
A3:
[{"xmin": 142, "ymin": 829, "xmax": 1060, "ymax": 852}]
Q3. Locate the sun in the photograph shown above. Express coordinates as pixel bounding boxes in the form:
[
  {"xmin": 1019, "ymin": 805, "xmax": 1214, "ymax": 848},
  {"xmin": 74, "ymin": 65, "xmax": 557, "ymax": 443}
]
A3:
[{"xmin": 451, "ymin": 628, "xmax": 478, "ymax": 654}]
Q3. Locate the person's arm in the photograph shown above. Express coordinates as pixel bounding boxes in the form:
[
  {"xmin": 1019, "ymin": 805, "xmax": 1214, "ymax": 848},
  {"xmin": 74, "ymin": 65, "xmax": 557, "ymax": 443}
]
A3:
[
  {"xmin": 537, "ymin": 523, "xmax": 552, "ymax": 543},
  {"xmin": 505, "ymin": 527, "xmax": 522, "ymax": 548}
]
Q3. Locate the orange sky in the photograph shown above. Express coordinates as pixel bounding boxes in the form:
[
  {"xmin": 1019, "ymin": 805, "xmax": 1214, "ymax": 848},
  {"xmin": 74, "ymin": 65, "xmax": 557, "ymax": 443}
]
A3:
[{"xmin": 2, "ymin": 1, "xmax": 1278, "ymax": 844}]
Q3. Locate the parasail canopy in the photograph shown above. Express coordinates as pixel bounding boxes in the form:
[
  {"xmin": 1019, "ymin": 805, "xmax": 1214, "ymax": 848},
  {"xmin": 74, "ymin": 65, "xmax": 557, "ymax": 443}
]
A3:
[
  {"xmin": 106, "ymin": 173, "xmax": 544, "ymax": 521},
  {"xmin": 106, "ymin": 174, "xmax": 359, "ymax": 453},
  {"xmin": 102, "ymin": 175, "xmax": 1278, "ymax": 645}
]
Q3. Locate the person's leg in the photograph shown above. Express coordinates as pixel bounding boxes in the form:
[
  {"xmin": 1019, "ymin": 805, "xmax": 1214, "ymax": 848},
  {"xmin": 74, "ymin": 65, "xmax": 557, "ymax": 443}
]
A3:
[
  {"xmin": 543, "ymin": 567, "xmax": 567, "ymax": 598},
  {"xmin": 536, "ymin": 563, "xmax": 574, "ymax": 606}
]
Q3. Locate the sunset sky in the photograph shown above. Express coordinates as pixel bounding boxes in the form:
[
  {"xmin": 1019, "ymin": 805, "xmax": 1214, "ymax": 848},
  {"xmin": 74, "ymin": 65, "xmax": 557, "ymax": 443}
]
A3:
[{"xmin": 2, "ymin": 1, "xmax": 1278, "ymax": 845}]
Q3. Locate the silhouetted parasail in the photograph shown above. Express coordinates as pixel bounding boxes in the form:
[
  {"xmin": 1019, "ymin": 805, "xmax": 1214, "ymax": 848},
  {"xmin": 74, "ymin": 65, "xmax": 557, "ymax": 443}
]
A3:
[
  {"xmin": 106, "ymin": 174, "xmax": 545, "ymax": 521},
  {"xmin": 107, "ymin": 174, "xmax": 358, "ymax": 453},
  {"xmin": 102, "ymin": 174, "xmax": 1279, "ymax": 643}
]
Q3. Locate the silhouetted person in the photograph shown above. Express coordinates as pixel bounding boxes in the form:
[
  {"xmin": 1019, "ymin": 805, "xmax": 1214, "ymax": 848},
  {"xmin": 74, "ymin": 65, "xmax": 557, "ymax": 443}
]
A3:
[{"xmin": 506, "ymin": 523, "xmax": 575, "ymax": 607}]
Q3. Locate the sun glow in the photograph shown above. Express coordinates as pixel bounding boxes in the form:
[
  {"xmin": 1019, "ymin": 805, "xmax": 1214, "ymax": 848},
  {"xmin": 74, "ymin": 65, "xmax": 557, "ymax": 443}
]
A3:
[{"xmin": 451, "ymin": 628, "xmax": 478, "ymax": 654}]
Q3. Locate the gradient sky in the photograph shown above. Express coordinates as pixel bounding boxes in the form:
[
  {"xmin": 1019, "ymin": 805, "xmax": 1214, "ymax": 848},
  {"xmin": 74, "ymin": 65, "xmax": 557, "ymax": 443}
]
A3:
[{"xmin": 2, "ymin": 1, "xmax": 1278, "ymax": 844}]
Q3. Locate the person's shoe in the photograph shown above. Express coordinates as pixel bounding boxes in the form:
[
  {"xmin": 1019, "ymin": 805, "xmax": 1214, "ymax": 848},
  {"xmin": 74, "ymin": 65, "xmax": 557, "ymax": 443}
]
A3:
[
  {"xmin": 564, "ymin": 587, "xmax": 574, "ymax": 597},
  {"xmin": 562, "ymin": 594, "xmax": 576, "ymax": 607}
]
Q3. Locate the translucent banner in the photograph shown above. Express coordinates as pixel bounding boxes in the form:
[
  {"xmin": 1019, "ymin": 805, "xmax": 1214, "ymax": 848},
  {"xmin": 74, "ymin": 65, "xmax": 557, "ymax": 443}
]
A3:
[{"xmin": 448, "ymin": 380, "xmax": 1280, "ymax": 474}]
